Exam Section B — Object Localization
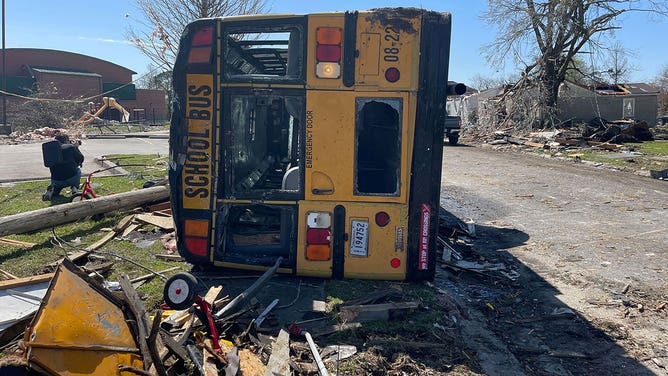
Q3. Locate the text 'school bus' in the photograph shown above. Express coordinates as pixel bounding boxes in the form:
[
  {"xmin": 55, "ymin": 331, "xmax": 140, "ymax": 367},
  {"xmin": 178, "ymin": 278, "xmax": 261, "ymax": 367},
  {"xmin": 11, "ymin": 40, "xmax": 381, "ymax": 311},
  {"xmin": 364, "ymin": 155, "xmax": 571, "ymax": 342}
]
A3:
[{"xmin": 169, "ymin": 8, "xmax": 465, "ymax": 281}]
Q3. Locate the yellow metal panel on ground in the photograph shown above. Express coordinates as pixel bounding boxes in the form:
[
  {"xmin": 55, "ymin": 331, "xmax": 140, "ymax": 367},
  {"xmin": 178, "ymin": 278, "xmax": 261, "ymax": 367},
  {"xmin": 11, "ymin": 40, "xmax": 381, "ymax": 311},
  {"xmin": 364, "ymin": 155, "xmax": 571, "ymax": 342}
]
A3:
[
  {"xmin": 26, "ymin": 262, "xmax": 142, "ymax": 376},
  {"xmin": 305, "ymin": 90, "xmax": 412, "ymax": 203}
]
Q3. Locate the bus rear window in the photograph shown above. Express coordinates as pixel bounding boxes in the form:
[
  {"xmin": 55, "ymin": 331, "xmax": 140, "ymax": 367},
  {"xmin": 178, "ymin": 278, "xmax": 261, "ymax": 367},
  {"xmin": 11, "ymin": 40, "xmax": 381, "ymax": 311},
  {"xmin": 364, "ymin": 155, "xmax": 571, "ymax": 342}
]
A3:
[
  {"xmin": 224, "ymin": 25, "xmax": 303, "ymax": 81},
  {"xmin": 355, "ymin": 98, "xmax": 402, "ymax": 196}
]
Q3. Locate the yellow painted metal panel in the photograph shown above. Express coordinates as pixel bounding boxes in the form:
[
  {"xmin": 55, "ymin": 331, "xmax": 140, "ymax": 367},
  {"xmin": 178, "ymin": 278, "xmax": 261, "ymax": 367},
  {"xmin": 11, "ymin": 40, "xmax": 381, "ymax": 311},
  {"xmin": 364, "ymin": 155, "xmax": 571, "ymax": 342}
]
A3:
[
  {"xmin": 30, "ymin": 349, "xmax": 142, "ymax": 376},
  {"xmin": 305, "ymin": 90, "xmax": 413, "ymax": 203},
  {"xmin": 355, "ymin": 11, "xmax": 421, "ymax": 90},
  {"xmin": 26, "ymin": 263, "xmax": 142, "ymax": 375},
  {"xmin": 182, "ymin": 74, "xmax": 215, "ymax": 210},
  {"xmin": 342, "ymin": 203, "xmax": 407, "ymax": 280},
  {"xmin": 358, "ymin": 33, "xmax": 380, "ymax": 76},
  {"xmin": 296, "ymin": 201, "xmax": 408, "ymax": 280}
]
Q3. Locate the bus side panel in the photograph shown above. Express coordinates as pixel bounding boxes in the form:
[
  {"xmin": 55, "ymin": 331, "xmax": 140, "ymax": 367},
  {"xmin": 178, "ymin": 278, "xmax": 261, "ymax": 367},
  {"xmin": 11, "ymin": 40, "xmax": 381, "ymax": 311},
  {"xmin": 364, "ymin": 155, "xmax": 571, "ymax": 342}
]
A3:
[{"xmin": 406, "ymin": 12, "xmax": 452, "ymax": 281}]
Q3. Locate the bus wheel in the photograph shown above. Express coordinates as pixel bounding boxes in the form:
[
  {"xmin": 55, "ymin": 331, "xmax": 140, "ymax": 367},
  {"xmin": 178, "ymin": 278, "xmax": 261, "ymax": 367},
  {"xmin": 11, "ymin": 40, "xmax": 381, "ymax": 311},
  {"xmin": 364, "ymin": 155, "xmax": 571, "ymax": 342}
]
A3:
[
  {"xmin": 448, "ymin": 133, "xmax": 459, "ymax": 146},
  {"xmin": 163, "ymin": 273, "xmax": 199, "ymax": 310}
]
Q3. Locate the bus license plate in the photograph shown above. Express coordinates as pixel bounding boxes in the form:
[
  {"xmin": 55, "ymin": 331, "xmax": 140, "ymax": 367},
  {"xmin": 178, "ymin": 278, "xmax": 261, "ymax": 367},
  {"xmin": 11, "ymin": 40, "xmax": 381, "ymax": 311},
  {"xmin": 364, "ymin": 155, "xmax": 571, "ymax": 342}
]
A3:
[{"xmin": 350, "ymin": 220, "xmax": 369, "ymax": 256}]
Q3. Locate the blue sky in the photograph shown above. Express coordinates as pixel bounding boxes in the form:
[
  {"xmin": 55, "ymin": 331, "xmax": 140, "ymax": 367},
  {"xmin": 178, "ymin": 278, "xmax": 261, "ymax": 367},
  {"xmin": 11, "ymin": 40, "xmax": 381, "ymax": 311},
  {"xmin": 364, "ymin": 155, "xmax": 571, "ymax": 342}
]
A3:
[{"xmin": 3, "ymin": 0, "xmax": 666, "ymax": 86}]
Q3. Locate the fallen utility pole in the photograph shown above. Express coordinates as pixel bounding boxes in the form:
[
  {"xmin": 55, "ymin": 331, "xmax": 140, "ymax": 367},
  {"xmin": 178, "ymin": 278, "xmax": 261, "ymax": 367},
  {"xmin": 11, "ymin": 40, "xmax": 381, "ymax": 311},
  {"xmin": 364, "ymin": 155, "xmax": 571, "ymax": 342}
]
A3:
[{"xmin": 0, "ymin": 185, "xmax": 170, "ymax": 237}]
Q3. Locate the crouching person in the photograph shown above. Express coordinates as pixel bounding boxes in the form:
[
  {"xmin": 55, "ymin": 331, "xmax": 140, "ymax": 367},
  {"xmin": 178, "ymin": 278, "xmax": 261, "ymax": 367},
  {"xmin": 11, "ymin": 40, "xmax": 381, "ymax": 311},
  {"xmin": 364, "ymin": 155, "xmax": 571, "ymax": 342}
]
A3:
[{"xmin": 42, "ymin": 134, "xmax": 84, "ymax": 201}]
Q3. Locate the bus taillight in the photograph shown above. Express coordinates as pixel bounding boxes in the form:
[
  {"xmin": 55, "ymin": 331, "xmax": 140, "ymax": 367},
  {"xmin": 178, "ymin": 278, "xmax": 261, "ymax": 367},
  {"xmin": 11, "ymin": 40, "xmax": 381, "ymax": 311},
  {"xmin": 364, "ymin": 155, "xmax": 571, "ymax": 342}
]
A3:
[
  {"xmin": 306, "ymin": 212, "xmax": 332, "ymax": 260},
  {"xmin": 315, "ymin": 27, "xmax": 342, "ymax": 79},
  {"xmin": 188, "ymin": 27, "xmax": 213, "ymax": 64},
  {"xmin": 184, "ymin": 237, "xmax": 208, "ymax": 257},
  {"xmin": 183, "ymin": 219, "xmax": 209, "ymax": 257},
  {"xmin": 307, "ymin": 228, "xmax": 331, "ymax": 244}
]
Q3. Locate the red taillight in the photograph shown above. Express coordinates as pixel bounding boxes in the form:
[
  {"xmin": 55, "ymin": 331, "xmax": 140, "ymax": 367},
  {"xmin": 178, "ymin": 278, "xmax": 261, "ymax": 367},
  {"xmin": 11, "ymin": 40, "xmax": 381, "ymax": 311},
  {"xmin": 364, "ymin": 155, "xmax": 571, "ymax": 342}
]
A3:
[
  {"xmin": 316, "ymin": 45, "xmax": 341, "ymax": 62},
  {"xmin": 184, "ymin": 237, "xmax": 208, "ymax": 257},
  {"xmin": 390, "ymin": 258, "xmax": 401, "ymax": 269},
  {"xmin": 192, "ymin": 27, "xmax": 213, "ymax": 46},
  {"xmin": 375, "ymin": 211, "xmax": 390, "ymax": 227},
  {"xmin": 307, "ymin": 228, "xmax": 331, "ymax": 244},
  {"xmin": 315, "ymin": 27, "xmax": 342, "ymax": 79},
  {"xmin": 188, "ymin": 27, "xmax": 213, "ymax": 64},
  {"xmin": 316, "ymin": 27, "xmax": 342, "ymax": 44},
  {"xmin": 385, "ymin": 67, "xmax": 400, "ymax": 82}
]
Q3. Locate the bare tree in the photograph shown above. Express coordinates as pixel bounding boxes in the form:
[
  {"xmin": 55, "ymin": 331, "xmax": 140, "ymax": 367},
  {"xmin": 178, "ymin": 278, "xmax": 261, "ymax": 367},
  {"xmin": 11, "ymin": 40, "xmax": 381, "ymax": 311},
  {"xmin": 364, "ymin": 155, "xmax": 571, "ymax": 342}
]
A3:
[
  {"xmin": 127, "ymin": 0, "xmax": 269, "ymax": 70},
  {"xmin": 483, "ymin": 0, "xmax": 667, "ymax": 128},
  {"xmin": 601, "ymin": 41, "xmax": 635, "ymax": 84},
  {"xmin": 653, "ymin": 64, "xmax": 668, "ymax": 116}
]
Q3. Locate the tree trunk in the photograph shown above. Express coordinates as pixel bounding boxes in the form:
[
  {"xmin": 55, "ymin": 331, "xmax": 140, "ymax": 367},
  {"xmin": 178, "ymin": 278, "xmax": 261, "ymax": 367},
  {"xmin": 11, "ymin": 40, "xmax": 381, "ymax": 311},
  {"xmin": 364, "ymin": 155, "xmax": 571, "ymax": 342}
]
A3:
[
  {"xmin": 539, "ymin": 60, "xmax": 563, "ymax": 128},
  {"xmin": 0, "ymin": 186, "xmax": 170, "ymax": 237}
]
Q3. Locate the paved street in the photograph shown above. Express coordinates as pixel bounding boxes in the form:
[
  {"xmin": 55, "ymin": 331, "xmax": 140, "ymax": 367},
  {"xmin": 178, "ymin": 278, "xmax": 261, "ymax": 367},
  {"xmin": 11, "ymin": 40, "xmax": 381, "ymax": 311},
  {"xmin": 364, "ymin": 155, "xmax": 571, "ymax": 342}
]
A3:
[
  {"xmin": 0, "ymin": 135, "xmax": 168, "ymax": 183},
  {"xmin": 439, "ymin": 144, "xmax": 667, "ymax": 375}
]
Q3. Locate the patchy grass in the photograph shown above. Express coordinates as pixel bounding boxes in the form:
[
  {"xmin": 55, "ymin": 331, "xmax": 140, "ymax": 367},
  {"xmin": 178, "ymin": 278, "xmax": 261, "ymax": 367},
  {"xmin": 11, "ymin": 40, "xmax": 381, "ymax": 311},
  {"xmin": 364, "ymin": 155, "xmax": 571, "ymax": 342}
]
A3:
[
  {"xmin": 0, "ymin": 154, "xmax": 180, "ymax": 310},
  {"xmin": 324, "ymin": 279, "xmax": 481, "ymax": 374},
  {"xmin": 627, "ymin": 140, "xmax": 668, "ymax": 156},
  {"xmin": 559, "ymin": 141, "xmax": 668, "ymax": 172}
]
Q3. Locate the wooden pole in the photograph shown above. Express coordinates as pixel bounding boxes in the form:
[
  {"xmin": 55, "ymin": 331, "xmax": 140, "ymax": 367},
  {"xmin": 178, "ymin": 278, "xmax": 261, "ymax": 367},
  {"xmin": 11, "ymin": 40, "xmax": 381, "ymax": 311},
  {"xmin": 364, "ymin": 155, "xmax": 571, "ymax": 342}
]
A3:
[{"xmin": 0, "ymin": 185, "xmax": 170, "ymax": 236}]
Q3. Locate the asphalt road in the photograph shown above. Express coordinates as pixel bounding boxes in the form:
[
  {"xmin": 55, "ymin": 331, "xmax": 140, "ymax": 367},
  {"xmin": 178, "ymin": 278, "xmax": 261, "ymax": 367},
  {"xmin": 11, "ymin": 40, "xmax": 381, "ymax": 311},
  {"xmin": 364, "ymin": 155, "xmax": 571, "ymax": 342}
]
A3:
[
  {"xmin": 439, "ymin": 144, "xmax": 668, "ymax": 375},
  {"xmin": 0, "ymin": 135, "xmax": 169, "ymax": 183}
]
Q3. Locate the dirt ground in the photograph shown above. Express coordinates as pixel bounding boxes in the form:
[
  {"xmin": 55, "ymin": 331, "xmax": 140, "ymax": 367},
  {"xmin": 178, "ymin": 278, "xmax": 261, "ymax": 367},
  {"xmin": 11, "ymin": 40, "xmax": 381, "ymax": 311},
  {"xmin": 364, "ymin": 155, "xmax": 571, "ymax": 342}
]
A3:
[{"xmin": 437, "ymin": 143, "xmax": 667, "ymax": 375}]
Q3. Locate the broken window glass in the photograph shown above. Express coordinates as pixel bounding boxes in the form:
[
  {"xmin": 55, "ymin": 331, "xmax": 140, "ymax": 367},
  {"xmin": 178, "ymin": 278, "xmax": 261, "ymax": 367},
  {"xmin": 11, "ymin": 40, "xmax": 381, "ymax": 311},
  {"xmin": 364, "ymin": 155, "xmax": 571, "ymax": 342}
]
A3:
[
  {"xmin": 355, "ymin": 98, "xmax": 402, "ymax": 196},
  {"xmin": 224, "ymin": 25, "xmax": 303, "ymax": 81},
  {"xmin": 229, "ymin": 94, "xmax": 303, "ymax": 195}
]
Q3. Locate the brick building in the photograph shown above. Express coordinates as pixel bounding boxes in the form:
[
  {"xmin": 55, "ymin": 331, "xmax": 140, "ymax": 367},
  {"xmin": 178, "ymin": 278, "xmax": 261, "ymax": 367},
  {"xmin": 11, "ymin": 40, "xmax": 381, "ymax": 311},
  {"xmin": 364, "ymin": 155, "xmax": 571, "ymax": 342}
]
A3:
[{"xmin": 0, "ymin": 48, "xmax": 168, "ymax": 128}]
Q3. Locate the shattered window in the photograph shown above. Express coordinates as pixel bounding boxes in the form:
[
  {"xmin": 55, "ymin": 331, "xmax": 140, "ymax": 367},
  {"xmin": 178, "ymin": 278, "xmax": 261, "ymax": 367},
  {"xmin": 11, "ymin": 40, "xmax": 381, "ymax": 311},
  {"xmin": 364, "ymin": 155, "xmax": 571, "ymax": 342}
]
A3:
[
  {"xmin": 224, "ymin": 25, "xmax": 303, "ymax": 81},
  {"xmin": 228, "ymin": 94, "xmax": 303, "ymax": 195},
  {"xmin": 354, "ymin": 98, "xmax": 402, "ymax": 196}
]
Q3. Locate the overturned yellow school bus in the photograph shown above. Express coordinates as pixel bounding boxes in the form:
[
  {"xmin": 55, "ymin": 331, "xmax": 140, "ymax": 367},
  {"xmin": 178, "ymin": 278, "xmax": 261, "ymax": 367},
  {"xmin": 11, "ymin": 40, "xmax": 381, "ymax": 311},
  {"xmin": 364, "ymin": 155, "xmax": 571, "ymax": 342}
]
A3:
[{"xmin": 169, "ymin": 8, "xmax": 465, "ymax": 281}]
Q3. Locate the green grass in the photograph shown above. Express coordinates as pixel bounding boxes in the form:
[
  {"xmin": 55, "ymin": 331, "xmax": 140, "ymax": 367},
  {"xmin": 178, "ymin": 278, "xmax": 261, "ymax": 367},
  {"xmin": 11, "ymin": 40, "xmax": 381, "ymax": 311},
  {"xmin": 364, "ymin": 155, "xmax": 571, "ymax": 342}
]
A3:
[
  {"xmin": 561, "ymin": 140, "xmax": 668, "ymax": 172},
  {"xmin": 0, "ymin": 154, "xmax": 181, "ymax": 310},
  {"xmin": 627, "ymin": 140, "xmax": 668, "ymax": 156}
]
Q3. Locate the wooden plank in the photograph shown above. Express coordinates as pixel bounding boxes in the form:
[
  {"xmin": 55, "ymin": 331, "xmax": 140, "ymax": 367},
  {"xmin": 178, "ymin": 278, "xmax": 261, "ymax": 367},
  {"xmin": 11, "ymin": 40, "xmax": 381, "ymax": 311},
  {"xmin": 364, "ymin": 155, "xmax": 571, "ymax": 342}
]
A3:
[
  {"xmin": 131, "ymin": 267, "xmax": 181, "ymax": 284},
  {"xmin": 0, "ymin": 237, "xmax": 36, "ymax": 247},
  {"xmin": 135, "ymin": 213, "xmax": 174, "ymax": 231},
  {"xmin": 0, "ymin": 269, "xmax": 18, "ymax": 280},
  {"xmin": 523, "ymin": 141, "xmax": 545, "ymax": 148},
  {"xmin": 202, "ymin": 338, "xmax": 219, "ymax": 376},
  {"xmin": 122, "ymin": 223, "xmax": 142, "ymax": 238},
  {"xmin": 264, "ymin": 329, "xmax": 290, "ymax": 376},
  {"xmin": 0, "ymin": 273, "xmax": 54, "ymax": 290},
  {"xmin": 84, "ymin": 214, "xmax": 136, "ymax": 251},
  {"xmin": 155, "ymin": 254, "xmax": 183, "ymax": 261},
  {"xmin": 339, "ymin": 301, "xmax": 420, "ymax": 322}
]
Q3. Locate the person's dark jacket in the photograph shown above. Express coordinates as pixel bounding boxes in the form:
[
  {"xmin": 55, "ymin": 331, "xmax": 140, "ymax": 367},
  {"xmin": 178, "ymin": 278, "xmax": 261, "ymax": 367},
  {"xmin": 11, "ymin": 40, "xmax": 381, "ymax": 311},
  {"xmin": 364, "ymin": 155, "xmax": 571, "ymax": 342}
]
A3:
[{"xmin": 49, "ymin": 143, "xmax": 84, "ymax": 180}]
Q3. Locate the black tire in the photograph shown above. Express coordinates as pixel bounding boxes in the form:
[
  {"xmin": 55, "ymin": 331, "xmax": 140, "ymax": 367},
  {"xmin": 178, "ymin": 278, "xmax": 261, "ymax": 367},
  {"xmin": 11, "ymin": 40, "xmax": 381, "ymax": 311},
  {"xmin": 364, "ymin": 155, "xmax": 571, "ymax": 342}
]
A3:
[
  {"xmin": 163, "ymin": 273, "xmax": 199, "ymax": 310},
  {"xmin": 448, "ymin": 133, "xmax": 459, "ymax": 146}
]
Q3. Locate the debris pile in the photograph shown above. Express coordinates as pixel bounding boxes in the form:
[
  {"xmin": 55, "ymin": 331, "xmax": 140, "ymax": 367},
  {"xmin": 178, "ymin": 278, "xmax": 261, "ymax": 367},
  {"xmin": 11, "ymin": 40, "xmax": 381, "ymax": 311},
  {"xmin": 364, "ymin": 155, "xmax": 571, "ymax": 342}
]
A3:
[
  {"xmin": 2, "ymin": 126, "xmax": 87, "ymax": 145},
  {"xmin": 1, "ymin": 200, "xmax": 460, "ymax": 375}
]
